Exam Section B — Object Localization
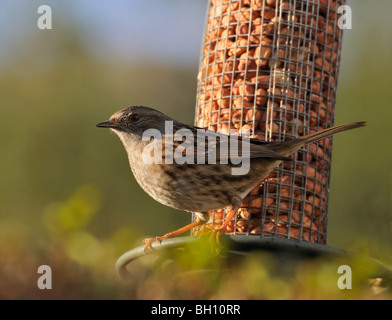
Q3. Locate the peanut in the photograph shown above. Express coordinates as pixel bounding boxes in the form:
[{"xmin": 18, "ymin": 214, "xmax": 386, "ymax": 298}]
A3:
[{"xmin": 245, "ymin": 108, "xmax": 262, "ymax": 123}]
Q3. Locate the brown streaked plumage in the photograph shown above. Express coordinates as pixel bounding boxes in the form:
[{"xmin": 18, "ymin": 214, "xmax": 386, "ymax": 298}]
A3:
[{"xmin": 97, "ymin": 106, "xmax": 366, "ymax": 252}]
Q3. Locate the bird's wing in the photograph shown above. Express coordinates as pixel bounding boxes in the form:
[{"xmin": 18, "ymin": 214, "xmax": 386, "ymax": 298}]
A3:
[{"xmin": 163, "ymin": 124, "xmax": 292, "ymax": 164}]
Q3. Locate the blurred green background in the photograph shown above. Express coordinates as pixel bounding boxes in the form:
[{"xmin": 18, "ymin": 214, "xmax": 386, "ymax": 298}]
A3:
[{"xmin": 0, "ymin": 0, "xmax": 391, "ymax": 299}]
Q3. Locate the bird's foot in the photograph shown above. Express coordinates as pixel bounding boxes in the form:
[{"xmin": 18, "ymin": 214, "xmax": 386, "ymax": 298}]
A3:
[
  {"xmin": 143, "ymin": 236, "xmax": 163, "ymax": 253},
  {"xmin": 209, "ymin": 226, "xmax": 226, "ymax": 255},
  {"xmin": 208, "ymin": 206, "xmax": 238, "ymax": 254},
  {"xmin": 142, "ymin": 219, "xmax": 203, "ymax": 254}
]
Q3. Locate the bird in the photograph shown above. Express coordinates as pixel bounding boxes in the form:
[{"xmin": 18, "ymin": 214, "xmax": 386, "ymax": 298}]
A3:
[{"xmin": 97, "ymin": 105, "xmax": 365, "ymax": 253}]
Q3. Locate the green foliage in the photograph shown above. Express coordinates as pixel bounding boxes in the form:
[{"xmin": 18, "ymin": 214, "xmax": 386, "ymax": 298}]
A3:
[{"xmin": 119, "ymin": 239, "xmax": 392, "ymax": 299}]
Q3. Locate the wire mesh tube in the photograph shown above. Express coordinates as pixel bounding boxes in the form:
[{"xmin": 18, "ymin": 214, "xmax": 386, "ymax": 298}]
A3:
[{"xmin": 193, "ymin": 0, "xmax": 346, "ymax": 244}]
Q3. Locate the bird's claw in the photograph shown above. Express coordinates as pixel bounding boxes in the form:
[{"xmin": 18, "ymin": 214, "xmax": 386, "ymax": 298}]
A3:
[
  {"xmin": 143, "ymin": 236, "xmax": 162, "ymax": 254},
  {"xmin": 209, "ymin": 226, "xmax": 225, "ymax": 255}
]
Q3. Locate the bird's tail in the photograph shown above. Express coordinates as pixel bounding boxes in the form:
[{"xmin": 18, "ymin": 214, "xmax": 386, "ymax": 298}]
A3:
[{"xmin": 269, "ymin": 121, "xmax": 366, "ymax": 157}]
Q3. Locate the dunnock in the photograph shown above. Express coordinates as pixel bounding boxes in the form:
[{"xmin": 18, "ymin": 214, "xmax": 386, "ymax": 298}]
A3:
[{"xmin": 97, "ymin": 106, "xmax": 365, "ymax": 252}]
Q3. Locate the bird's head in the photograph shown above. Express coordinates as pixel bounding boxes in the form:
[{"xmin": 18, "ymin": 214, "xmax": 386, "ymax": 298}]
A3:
[
  {"xmin": 97, "ymin": 105, "xmax": 171, "ymax": 136},
  {"xmin": 97, "ymin": 106, "xmax": 174, "ymax": 156}
]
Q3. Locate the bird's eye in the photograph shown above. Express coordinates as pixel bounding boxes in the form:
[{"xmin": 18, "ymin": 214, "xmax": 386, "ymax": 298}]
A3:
[{"xmin": 129, "ymin": 113, "xmax": 140, "ymax": 122}]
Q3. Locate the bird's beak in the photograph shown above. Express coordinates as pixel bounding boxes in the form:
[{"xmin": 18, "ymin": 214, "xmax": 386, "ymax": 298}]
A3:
[{"xmin": 96, "ymin": 120, "xmax": 119, "ymax": 129}]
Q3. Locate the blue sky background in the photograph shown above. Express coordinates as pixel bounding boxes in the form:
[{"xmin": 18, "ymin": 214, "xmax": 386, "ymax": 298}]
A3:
[
  {"xmin": 0, "ymin": 0, "xmax": 207, "ymax": 68},
  {"xmin": 1, "ymin": 0, "xmax": 392, "ymax": 84},
  {"xmin": 1, "ymin": 0, "xmax": 392, "ymax": 76}
]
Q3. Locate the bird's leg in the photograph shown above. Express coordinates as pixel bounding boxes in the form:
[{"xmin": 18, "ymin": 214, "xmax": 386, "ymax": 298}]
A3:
[
  {"xmin": 210, "ymin": 206, "xmax": 238, "ymax": 251},
  {"xmin": 143, "ymin": 219, "xmax": 204, "ymax": 253},
  {"xmin": 259, "ymin": 175, "xmax": 289, "ymax": 188},
  {"xmin": 259, "ymin": 176, "xmax": 275, "ymax": 187}
]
